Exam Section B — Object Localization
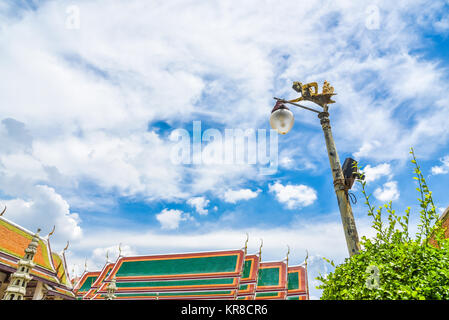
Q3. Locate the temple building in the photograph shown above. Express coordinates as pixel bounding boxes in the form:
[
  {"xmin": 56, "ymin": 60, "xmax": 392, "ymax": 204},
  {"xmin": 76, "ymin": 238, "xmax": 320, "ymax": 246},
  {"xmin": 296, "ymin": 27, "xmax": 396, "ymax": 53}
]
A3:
[
  {"xmin": 3, "ymin": 203, "xmax": 449, "ymax": 300},
  {"xmin": 0, "ymin": 213, "xmax": 75, "ymax": 300},
  {"xmin": 439, "ymin": 207, "xmax": 449, "ymax": 239},
  {"xmin": 0, "ymin": 211, "xmax": 309, "ymax": 300},
  {"xmin": 73, "ymin": 244, "xmax": 309, "ymax": 300}
]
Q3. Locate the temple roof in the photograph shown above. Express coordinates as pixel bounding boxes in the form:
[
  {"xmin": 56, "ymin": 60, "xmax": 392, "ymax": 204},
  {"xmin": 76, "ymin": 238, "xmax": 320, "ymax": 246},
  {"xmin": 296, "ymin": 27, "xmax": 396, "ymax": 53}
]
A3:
[
  {"xmin": 237, "ymin": 295, "xmax": 253, "ymax": 300},
  {"xmin": 0, "ymin": 215, "xmax": 77, "ymax": 290},
  {"xmin": 97, "ymin": 277, "xmax": 240, "ymax": 294},
  {"xmin": 238, "ymin": 283, "xmax": 256, "ymax": 296},
  {"xmin": 92, "ymin": 290, "xmax": 237, "ymax": 300},
  {"xmin": 287, "ymin": 295, "xmax": 308, "ymax": 300},
  {"xmin": 91, "ymin": 262, "xmax": 115, "ymax": 288},
  {"xmin": 430, "ymin": 205, "xmax": 449, "ymax": 247},
  {"xmin": 75, "ymin": 262, "xmax": 116, "ymax": 299},
  {"xmin": 255, "ymin": 291, "xmax": 287, "ymax": 300},
  {"xmin": 52, "ymin": 252, "xmax": 72, "ymax": 288},
  {"xmin": 0, "ymin": 216, "xmax": 56, "ymax": 274},
  {"xmin": 105, "ymin": 249, "xmax": 245, "ymax": 282},
  {"xmin": 73, "ymin": 271, "xmax": 101, "ymax": 297},
  {"xmin": 44, "ymin": 283, "xmax": 76, "ymax": 299},
  {"xmin": 253, "ymin": 261, "xmax": 288, "ymax": 300},
  {"xmin": 73, "ymin": 249, "xmax": 308, "ymax": 300},
  {"xmin": 83, "ymin": 249, "xmax": 247, "ymax": 300},
  {"xmin": 287, "ymin": 265, "xmax": 307, "ymax": 296},
  {"xmin": 440, "ymin": 206, "xmax": 449, "ymax": 239},
  {"xmin": 237, "ymin": 254, "xmax": 260, "ymax": 298},
  {"xmin": 240, "ymin": 254, "xmax": 259, "ymax": 284},
  {"xmin": 0, "ymin": 215, "xmax": 75, "ymax": 299},
  {"xmin": 256, "ymin": 261, "xmax": 287, "ymax": 292},
  {"xmin": 1, "ymin": 212, "xmax": 310, "ymax": 300}
]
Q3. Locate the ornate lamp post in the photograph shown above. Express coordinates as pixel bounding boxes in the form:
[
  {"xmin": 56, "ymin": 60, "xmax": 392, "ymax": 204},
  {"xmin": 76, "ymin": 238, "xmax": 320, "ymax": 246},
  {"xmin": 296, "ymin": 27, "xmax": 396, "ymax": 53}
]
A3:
[{"xmin": 270, "ymin": 81, "xmax": 361, "ymax": 256}]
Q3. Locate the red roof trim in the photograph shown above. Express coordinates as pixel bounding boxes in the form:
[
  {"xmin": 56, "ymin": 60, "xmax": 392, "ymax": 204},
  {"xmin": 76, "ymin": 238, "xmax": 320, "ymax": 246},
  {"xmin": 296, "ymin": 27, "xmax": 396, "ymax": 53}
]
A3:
[
  {"xmin": 73, "ymin": 271, "xmax": 101, "ymax": 293},
  {"xmin": 91, "ymin": 262, "xmax": 115, "ymax": 288},
  {"xmin": 240, "ymin": 254, "xmax": 259, "ymax": 284},
  {"xmin": 287, "ymin": 265, "xmax": 307, "ymax": 295},
  {"xmin": 105, "ymin": 250, "xmax": 244, "ymax": 282},
  {"xmin": 256, "ymin": 261, "xmax": 287, "ymax": 292}
]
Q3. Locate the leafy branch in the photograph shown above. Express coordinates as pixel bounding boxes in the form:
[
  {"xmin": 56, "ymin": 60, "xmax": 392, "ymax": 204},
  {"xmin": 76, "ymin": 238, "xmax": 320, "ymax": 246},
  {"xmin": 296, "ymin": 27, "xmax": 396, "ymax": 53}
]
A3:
[{"xmin": 317, "ymin": 149, "xmax": 449, "ymax": 299}]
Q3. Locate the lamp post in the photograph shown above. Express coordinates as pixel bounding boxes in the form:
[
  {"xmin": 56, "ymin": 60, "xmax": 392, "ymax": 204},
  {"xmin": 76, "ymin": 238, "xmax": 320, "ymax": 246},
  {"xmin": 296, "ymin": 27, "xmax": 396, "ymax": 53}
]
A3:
[{"xmin": 270, "ymin": 81, "xmax": 360, "ymax": 257}]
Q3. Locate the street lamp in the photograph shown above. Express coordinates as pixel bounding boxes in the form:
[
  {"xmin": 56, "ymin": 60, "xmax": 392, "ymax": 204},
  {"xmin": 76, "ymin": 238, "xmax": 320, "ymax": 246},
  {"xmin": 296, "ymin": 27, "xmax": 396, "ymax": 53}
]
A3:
[
  {"xmin": 269, "ymin": 101, "xmax": 294, "ymax": 135},
  {"xmin": 270, "ymin": 80, "xmax": 361, "ymax": 257}
]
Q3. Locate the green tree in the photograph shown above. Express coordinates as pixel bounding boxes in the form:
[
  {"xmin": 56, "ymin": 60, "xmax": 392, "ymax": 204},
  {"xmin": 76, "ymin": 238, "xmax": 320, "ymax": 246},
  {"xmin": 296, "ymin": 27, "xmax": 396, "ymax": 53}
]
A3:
[{"xmin": 317, "ymin": 148, "xmax": 449, "ymax": 299}]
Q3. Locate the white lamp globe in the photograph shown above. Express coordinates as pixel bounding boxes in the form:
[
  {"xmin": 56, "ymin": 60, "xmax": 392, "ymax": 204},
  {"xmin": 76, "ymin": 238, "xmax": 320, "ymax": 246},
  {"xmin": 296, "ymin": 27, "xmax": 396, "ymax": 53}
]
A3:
[{"xmin": 270, "ymin": 103, "xmax": 294, "ymax": 134}]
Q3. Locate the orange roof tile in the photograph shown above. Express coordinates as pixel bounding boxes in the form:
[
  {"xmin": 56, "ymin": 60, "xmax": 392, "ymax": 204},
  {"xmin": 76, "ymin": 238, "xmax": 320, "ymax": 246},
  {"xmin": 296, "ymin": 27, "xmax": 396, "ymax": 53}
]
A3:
[
  {"xmin": 52, "ymin": 252, "xmax": 72, "ymax": 287},
  {"xmin": 0, "ymin": 217, "xmax": 56, "ymax": 273}
]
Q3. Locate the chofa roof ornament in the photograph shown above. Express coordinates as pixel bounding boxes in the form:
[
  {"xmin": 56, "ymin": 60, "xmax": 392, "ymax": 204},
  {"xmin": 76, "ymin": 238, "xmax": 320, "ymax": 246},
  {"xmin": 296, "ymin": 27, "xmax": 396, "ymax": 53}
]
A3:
[
  {"xmin": 63, "ymin": 241, "xmax": 70, "ymax": 253},
  {"xmin": 47, "ymin": 225, "xmax": 56, "ymax": 238},
  {"xmin": 258, "ymin": 239, "xmax": 263, "ymax": 261},
  {"xmin": 243, "ymin": 233, "xmax": 249, "ymax": 255},
  {"xmin": 285, "ymin": 245, "xmax": 290, "ymax": 268}
]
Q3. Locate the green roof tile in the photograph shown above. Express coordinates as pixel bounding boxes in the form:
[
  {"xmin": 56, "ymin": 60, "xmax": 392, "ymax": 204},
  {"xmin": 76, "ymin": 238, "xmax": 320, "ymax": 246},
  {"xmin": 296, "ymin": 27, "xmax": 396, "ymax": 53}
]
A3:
[
  {"xmin": 116, "ymin": 277, "xmax": 235, "ymax": 289},
  {"xmin": 78, "ymin": 275, "xmax": 98, "ymax": 292},
  {"xmin": 288, "ymin": 271, "xmax": 299, "ymax": 290},
  {"xmin": 241, "ymin": 259, "xmax": 252, "ymax": 279},
  {"xmin": 257, "ymin": 267, "xmax": 280, "ymax": 286},
  {"xmin": 116, "ymin": 255, "xmax": 238, "ymax": 277}
]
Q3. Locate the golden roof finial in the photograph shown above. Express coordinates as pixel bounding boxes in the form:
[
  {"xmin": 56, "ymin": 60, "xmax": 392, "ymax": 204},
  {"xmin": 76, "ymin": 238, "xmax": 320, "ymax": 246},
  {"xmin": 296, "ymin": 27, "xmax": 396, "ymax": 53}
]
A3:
[
  {"xmin": 0, "ymin": 205, "xmax": 6, "ymax": 216},
  {"xmin": 304, "ymin": 249, "xmax": 309, "ymax": 268},
  {"xmin": 118, "ymin": 243, "xmax": 122, "ymax": 258},
  {"xmin": 84, "ymin": 259, "xmax": 88, "ymax": 272},
  {"xmin": 285, "ymin": 245, "xmax": 291, "ymax": 268},
  {"xmin": 47, "ymin": 225, "xmax": 56, "ymax": 238},
  {"xmin": 258, "ymin": 239, "xmax": 263, "ymax": 261},
  {"xmin": 63, "ymin": 241, "xmax": 70, "ymax": 253},
  {"xmin": 106, "ymin": 250, "xmax": 110, "ymax": 263},
  {"xmin": 243, "ymin": 233, "xmax": 249, "ymax": 255}
]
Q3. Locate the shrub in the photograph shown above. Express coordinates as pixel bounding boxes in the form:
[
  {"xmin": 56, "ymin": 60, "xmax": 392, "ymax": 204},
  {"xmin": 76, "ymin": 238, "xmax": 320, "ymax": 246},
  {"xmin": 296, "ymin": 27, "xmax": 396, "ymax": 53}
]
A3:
[{"xmin": 317, "ymin": 148, "xmax": 449, "ymax": 299}]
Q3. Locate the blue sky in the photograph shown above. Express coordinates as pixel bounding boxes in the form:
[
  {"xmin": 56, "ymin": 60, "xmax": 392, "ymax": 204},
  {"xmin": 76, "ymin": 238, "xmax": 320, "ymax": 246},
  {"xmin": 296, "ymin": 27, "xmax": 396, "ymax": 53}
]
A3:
[{"xmin": 1, "ymin": 0, "xmax": 449, "ymax": 299}]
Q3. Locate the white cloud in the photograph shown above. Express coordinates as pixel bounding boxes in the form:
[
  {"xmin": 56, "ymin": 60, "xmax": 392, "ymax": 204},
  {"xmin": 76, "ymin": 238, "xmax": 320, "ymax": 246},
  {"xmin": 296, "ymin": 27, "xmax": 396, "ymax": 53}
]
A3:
[
  {"xmin": 187, "ymin": 196, "xmax": 210, "ymax": 215},
  {"xmin": 222, "ymin": 188, "xmax": 260, "ymax": 203},
  {"xmin": 92, "ymin": 244, "xmax": 136, "ymax": 266},
  {"xmin": 373, "ymin": 181, "xmax": 400, "ymax": 202},
  {"xmin": 279, "ymin": 156, "xmax": 294, "ymax": 168},
  {"xmin": 434, "ymin": 17, "xmax": 449, "ymax": 32},
  {"xmin": 363, "ymin": 163, "xmax": 392, "ymax": 183},
  {"xmin": 431, "ymin": 155, "xmax": 449, "ymax": 175},
  {"xmin": 155, "ymin": 209, "xmax": 192, "ymax": 230},
  {"xmin": 0, "ymin": 0, "xmax": 448, "ymax": 209},
  {"xmin": 1, "ymin": 185, "xmax": 82, "ymax": 243},
  {"xmin": 33, "ymin": 131, "xmax": 189, "ymax": 201},
  {"xmin": 269, "ymin": 182, "xmax": 317, "ymax": 209}
]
